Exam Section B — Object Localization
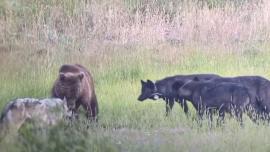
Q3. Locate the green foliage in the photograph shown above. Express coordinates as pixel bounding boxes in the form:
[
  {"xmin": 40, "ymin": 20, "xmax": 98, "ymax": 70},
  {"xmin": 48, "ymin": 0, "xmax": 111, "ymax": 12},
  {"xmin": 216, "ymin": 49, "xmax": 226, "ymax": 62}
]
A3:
[
  {"xmin": 17, "ymin": 122, "xmax": 120, "ymax": 152},
  {"xmin": 1, "ymin": 44, "xmax": 270, "ymax": 151}
]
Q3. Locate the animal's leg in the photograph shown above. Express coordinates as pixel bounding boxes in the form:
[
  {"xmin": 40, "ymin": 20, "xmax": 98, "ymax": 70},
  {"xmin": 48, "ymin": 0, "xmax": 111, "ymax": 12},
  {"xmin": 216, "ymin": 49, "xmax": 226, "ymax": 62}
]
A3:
[
  {"xmin": 246, "ymin": 104, "xmax": 261, "ymax": 124},
  {"xmin": 196, "ymin": 96, "xmax": 205, "ymax": 123},
  {"xmin": 183, "ymin": 101, "xmax": 189, "ymax": 114},
  {"xmin": 196, "ymin": 111, "xmax": 203, "ymax": 127},
  {"xmin": 196, "ymin": 106, "xmax": 205, "ymax": 127},
  {"xmin": 217, "ymin": 110, "xmax": 225, "ymax": 127},
  {"xmin": 84, "ymin": 104, "xmax": 92, "ymax": 119},
  {"xmin": 65, "ymin": 104, "xmax": 80, "ymax": 124},
  {"xmin": 90, "ymin": 101, "xmax": 98, "ymax": 122},
  {"xmin": 207, "ymin": 109, "xmax": 214, "ymax": 128},
  {"xmin": 179, "ymin": 99, "xmax": 189, "ymax": 115},
  {"xmin": 79, "ymin": 102, "xmax": 93, "ymax": 128},
  {"xmin": 197, "ymin": 99, "xmax": 205, "ymax": 119},
  {"xmin": 169, "ymin": 100, "xmax": 174, "ymax": 111},
  {"xmin": 246, "ymin": 111, "xmax": 258, "ymax": 124},
  {"xmin": 81, "ymin": 100, "xmax": 97, "ymax": 122},
  {"xmin": 165, "ymin": 100, "xmax": 169, "ymax": 116},
  {"xmin": 71, "ymin": 101, "xmax": 80, "ymax": 120},
  {"xmin": 197, "ymin": 109, "xmax": 204, "ymax": 120},
  {"xmin": 235, "ymin": 108, "xmax": 244, "ymax": 127},
  {"xmin": 165, "ymin": 99, "xmax": 174, "ymax": 116}
]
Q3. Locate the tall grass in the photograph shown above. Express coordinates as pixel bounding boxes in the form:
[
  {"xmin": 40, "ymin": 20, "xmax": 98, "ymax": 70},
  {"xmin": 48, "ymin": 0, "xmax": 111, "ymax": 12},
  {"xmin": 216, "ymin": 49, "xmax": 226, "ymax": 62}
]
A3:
[
  {"xmin": 1, "ymin": 0, "xmax": 270, "ymax": 152},
  {"xmin": 0, "ymin": 0, "xmax": 269, "ymax": 50}
]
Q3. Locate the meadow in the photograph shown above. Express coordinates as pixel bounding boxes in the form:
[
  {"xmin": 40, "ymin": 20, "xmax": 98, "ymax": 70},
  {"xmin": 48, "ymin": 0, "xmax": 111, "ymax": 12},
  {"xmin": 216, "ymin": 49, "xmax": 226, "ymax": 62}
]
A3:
[{"xmin": 1, "ymin": 0, "xmax": 270, "ymax": 151}]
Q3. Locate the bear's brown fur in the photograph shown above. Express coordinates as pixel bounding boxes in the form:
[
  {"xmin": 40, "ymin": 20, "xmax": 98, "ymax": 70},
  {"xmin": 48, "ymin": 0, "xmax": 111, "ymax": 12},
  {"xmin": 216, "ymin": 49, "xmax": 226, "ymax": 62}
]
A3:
[{"xmin": 52, "ymin": 64, "xmax": 98, "ymax": 121}]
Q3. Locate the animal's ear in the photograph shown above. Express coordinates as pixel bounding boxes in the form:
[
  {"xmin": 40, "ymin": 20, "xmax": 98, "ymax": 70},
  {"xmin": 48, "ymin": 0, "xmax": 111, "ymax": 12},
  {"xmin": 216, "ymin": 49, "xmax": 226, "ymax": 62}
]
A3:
[
  {"xmin": 141, "ymin": 80, "xmax": 146, "ymax": 85},
  {"xmin": 78, "ymin": 72, "xmax": 84, "ymax": 80},
  {"xmin": 147, "ymin": 80, "xmax": 154, "ymax": 84},
  {"xmin": 172, "ymin": 81, "xmax": 183, "ymax": 90},
  {"xmin": 60, "ymin": 73, "xmax": 66, "ymax": 81},
  {"xmin": 193, "ymin": 76, "xmax": 200, "ymax": 81},
  {"xmin": 63, "ymin": 97, "xmax": 67, "ymax": 105},
  {"xmin": 146, "ymin": 80, "xmax": 155, "ymax": 88}
]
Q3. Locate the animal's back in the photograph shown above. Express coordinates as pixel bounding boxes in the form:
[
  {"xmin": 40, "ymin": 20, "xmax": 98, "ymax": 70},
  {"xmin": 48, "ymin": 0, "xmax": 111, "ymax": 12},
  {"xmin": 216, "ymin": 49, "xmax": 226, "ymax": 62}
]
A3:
[
  {"xmin": 156, "ymin": 74, "xmax": 220, "ymax": 97},
  {"xmin": 0, "ymin": 98, "xmax": 68, "ymax": 141},
  {"xmin": 199, "ymin": 82, "xmax": 249, "ymax": 108},
  {"xmin": 158, "ymin": 74, "xmax": 220, "ymax": 84},
  {"xmin": 211, "ymin": 76, "xmax": 270, "ymax": 111},
  {"xmin": 211, "ymin": 75, "xmax": 268, "ymax": 93}
]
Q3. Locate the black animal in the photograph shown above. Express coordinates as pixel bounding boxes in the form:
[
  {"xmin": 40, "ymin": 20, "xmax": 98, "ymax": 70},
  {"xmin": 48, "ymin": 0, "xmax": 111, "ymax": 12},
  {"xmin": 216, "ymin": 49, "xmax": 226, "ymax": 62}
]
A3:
[
  {"xmin": 137, "ymin": 74, "xmax": 220, "ymax": 116},
  {"xmin": 178, "ymin": 78, "xmax": 251, "ymax": 124},
  {"xmin": 190, "ymin": 76, "xmax": 270, "ymax": 121}
]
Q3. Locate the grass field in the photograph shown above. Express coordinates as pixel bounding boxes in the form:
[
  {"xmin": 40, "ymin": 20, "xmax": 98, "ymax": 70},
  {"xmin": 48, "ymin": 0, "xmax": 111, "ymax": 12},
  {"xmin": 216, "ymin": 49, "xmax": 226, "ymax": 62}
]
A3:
[{"xmin": 1, "ymin": 0, "xmax": 270, "ymax": 152}]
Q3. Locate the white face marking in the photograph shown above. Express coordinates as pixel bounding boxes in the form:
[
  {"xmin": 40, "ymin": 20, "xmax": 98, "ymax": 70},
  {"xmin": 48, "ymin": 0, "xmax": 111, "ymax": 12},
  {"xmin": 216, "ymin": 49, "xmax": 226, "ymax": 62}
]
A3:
[{"xmin": 153, "ymin": 95, "xmax": 160, "ymax": 100}]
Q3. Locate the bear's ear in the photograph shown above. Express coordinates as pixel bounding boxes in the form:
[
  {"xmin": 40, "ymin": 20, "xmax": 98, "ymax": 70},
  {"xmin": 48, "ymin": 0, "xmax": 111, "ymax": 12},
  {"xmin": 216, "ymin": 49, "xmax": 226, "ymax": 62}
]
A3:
[
  {"xmin": 193, "ymin": 76, "xmax": 200, "ymax": 81},
  {"xmin": 78, "ymin": 72, "xmax": 84, "ymax": 80},
  {"xmin": 60, "ymin": 73, "xmax": 66, "ymax": 81}
]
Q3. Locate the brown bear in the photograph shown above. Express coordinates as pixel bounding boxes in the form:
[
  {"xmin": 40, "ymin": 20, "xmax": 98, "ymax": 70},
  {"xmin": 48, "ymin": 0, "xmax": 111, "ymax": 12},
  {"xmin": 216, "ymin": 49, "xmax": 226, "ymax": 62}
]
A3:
[{"xmin": 51, "ymin": 64, "xmax": 98, "ymax": 121}]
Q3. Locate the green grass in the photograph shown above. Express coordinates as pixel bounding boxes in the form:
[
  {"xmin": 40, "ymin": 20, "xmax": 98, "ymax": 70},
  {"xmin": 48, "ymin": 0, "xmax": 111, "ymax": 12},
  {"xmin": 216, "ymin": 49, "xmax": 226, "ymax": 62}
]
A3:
[
  {"xmin": 1, "ymin": 44, "xmax": 270, "ymax": 152},
  {"xmin": 1, "ymin": 0, "xmax": 270, "ymax": 151}
]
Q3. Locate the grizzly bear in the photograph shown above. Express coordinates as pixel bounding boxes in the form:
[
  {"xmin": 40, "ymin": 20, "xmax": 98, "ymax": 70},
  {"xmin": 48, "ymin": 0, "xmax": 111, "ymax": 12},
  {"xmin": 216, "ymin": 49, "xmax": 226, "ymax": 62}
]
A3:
[{"xmin": 51, "ymin": 64, "xmax": 98, "ymax": 121}]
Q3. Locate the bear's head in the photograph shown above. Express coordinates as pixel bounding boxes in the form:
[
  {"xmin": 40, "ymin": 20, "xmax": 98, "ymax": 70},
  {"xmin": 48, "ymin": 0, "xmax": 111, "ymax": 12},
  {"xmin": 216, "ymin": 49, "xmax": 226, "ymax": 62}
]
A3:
[{"xmin": 57, "ymin": 72, "xmax": 84, "ymax": 109}]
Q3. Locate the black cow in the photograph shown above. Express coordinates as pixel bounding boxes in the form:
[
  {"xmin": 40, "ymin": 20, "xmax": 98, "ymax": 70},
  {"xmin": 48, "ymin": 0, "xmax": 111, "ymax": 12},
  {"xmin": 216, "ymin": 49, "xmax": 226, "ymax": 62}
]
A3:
[
  {"xmin": 137, "ymin": 74, "xmax": 220, "ymax": 116},
  {"xmin": 178, "ymin": 78, "xmax": 251, "ymax": 124}
]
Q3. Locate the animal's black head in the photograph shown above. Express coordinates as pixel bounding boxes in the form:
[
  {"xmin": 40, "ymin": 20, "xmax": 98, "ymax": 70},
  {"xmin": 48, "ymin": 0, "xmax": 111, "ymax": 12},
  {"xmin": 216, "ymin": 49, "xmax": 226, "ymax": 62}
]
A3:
[{"xmin": 138, "ymin": 80, "xmax": 162, "ymax": 101}]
